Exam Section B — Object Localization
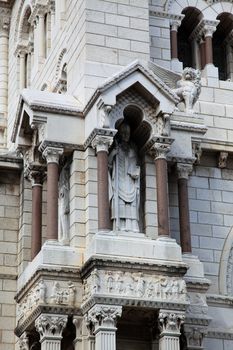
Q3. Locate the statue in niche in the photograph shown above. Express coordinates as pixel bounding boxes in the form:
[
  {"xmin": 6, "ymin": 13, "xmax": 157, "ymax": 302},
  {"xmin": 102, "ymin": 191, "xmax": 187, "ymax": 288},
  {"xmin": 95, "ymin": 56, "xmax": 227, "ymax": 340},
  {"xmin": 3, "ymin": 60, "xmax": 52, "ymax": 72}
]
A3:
[
  {"xmin": 58, "ymin": 165, "xmax": 70, "ymax": 245},
  {"xmin": 173, "ymin": 67, "xmax": 201, "ymax": 114},
  {"xmin": 108, "ymin": 121, "xmax": 140, "ymax": 232}
]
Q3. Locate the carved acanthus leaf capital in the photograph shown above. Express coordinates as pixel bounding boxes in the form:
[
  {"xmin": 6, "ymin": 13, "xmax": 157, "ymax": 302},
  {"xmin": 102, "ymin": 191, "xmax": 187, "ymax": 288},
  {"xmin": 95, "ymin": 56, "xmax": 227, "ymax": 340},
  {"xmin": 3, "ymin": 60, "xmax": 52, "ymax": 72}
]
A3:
[
  {"xmin": 19, "ymin": 332, "xmax": 29, "ymax": 350},
  {"xmin": 35, "ymin": 314, "xmax": 68, "ymax": 340},
  {"xmin": 42, "ymin": 147, "xmax": 63, "ymax": 164},
  {"xmin": 170, "ymin": 19, "xmax": 181, "ymax": 31},
  {"xmin": 158, "ymin": 310, "xmax": 185, "ymax": 334},
  {"xmin": 87, "ymin": 304, "xmax": 122, "ymax": 333},
  {"xmin": 91, "ymin": 135, "xmax": 114, "ymax": 153},
  {"xmin": 30, "ymin": 170, "xmax": 45, "ymax": 186},
  {"xmin": 177, "ymin": 163, "xmax": 193, "ymax": 179},
  {"xmin": 150, "ymin": 142, "xmax": 171, "ymax": 160}
]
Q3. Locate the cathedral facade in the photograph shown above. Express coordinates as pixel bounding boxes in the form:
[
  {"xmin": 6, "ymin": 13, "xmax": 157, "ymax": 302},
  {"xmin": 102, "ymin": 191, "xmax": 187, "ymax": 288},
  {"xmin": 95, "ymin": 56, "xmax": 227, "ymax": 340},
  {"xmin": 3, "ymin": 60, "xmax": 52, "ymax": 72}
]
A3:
[{"xmin": 0, "ymin": 0, "xmax": 233, "ymax": 349}]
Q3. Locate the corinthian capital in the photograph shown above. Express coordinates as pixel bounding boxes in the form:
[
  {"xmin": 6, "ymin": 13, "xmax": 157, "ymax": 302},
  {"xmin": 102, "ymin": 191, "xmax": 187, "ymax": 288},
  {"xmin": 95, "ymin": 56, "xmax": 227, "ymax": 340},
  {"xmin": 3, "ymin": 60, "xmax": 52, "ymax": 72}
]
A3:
[
  {"xmin": 177, "ymin": 163, "xmax": 193, "ymax": 179},
  {"xmin": 158, "ymin": 310, "xmax": 185, "ymax": 334},
  {"xmin": 91, "ymin": 135, "xmax": 114, "ymax": 153},
  {"xmin": 35, "ymin": 314, "xmax": 68, "ymax": 340},
  {"xmin": 87, "ymin": 304, "xmax": 122, "ymax": 333},
  {"xmin": 150, "ymin": 142, "xmax": 171, "ymax": 160},
  {"xmin": 42, "ymin": 146, "xmax": 63, "ymax": 164}
]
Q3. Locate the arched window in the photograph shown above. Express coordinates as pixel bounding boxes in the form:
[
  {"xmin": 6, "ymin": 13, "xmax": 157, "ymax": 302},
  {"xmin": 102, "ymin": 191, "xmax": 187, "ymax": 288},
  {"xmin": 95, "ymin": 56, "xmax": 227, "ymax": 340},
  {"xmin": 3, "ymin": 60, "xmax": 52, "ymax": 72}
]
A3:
[
  {"xmin": 177, "ymin": 7, "xmax": 203, "ymax": 69},
  {"xmin": 213, "ymin": 13, "xmax": 233, "ymax": 80},
  {"xmin": 17, "ymin": 6, "xmax": 33, "ymax": 89}
]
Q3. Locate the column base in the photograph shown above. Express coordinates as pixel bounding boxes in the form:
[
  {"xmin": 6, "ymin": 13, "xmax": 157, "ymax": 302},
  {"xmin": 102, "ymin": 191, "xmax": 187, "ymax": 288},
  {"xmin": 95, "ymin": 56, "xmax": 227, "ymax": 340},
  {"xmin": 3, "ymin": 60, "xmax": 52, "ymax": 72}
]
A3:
[{"xmin": 85, "ymin": 232, "xmax": 185, "ymax": 266}]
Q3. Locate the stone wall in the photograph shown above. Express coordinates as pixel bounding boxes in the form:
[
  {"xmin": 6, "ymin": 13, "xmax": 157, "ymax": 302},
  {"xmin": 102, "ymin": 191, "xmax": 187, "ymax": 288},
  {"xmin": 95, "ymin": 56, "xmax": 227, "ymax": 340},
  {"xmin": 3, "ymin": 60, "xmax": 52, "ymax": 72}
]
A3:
[{"xmin": 0, "ymin": 170, "xmax": 20, "ymax": 350}]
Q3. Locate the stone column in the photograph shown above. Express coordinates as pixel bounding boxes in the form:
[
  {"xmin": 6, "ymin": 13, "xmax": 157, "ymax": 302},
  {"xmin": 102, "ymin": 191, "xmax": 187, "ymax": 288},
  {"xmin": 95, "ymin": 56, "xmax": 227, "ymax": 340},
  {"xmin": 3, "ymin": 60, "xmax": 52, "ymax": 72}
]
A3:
[
  {"xmin": 199, "ymin": 39, "xmax": 206, "ymax": 69},
  {"xmin": 158, "ymin": 310, "xmax": 185, "ymax": 350},
  {"xmin": 38, "ymin": 12, "xmax": 46, "ymax": 59},
  {"xmin": 73, "ymin": 316, "xmax": 82, "ymax": 350},
  {"xmin": 177, "ymin": 163, "xmax": 193, "ymax": 254},
  {"xmin": 92, "ymin": 135, "xmax": 114, "ymax": 231},
  {"xmin": 203, "ymin": 24, "xmax": 217, "ymax": 65},
  {"xmin": 19, "ymin": 332, "xmax": 29, "ymax": 350},
  {"xmin": 0, "ymin": 11, "xmax": 10, "ymax": 119},
  {"xmin": 19, "ymin": 51, "xmax": 26, "ymax": 90},
  {"xmin": 87, "ymin": 304, "xmax": 122, "ymax": 350},
  {"xmin": 151, "ymin": 143, "xmax": 171, "ymax": 236},
  {"xmin": 184, "ymin": 324, "xmax": 207, "ymax": 350},
  {"xmin": 43, "ymin": 147, "xmax": 63, "ymax": 241},
  {"xmin": 170, "ymin": 20, "xmax": 180, "ymax": 59},
  {"xmin": 35, "ymin": 313, "xmax": 68, "ymax": 350},
  {"xmin": 30, "ymin": 170, "xmax": 44, "ymax": 260}
]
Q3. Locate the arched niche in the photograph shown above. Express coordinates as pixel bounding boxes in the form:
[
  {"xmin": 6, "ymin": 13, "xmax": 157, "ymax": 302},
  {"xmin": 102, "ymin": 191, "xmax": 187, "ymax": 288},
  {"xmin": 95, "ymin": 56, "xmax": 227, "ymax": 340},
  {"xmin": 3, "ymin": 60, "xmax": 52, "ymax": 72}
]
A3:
[
  {"xmin": 219, "ymin": 226, "xmax": 233, "ymax": 296},
  {"xmin": 213, "ymin": 12, "xmax": 233, "ymax": 80},
  {"xmin": 177, "ymin": 7, "xmax": 203, "ymax": 69}
]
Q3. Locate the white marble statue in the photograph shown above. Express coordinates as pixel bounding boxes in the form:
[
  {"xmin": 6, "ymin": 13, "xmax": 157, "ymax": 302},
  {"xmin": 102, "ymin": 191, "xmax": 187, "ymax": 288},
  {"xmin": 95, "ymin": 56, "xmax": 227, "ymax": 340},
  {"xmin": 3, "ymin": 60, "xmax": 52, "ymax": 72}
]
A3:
[
  {"xmin": 173, "ymin": 67, "xmax": 201, "ymax": 114},
  {"xmin": 109, "ymin": 122, "xmax": 140, "ymax": 232},
  {"xmin": 58, "ymin": 165, "xmax": 70, "ymax": 245}
]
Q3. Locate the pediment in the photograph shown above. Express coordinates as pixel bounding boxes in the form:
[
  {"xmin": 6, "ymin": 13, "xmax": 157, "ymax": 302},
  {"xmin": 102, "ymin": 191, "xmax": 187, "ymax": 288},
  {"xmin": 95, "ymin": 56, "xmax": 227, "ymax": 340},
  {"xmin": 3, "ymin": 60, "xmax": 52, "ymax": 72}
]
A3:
[{"xmin": 84, "ymin": 60, "xmax": 180, "ymax": 118}]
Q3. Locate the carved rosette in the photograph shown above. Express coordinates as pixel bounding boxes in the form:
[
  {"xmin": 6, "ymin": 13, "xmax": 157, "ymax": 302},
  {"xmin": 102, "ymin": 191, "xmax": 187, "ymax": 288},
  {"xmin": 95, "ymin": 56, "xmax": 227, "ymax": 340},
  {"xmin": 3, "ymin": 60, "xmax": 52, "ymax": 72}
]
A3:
[
  {"xmin": 91, "ymin": 134, "xmax": 114, "ymax": 153},
  {"xmin": 35, "ymin": 314, "xmax": 68, "ymax": 340},
  {"xmin": 87, "ymin": 304, "xmax": 122, "ymax": 333},
  {"xmin": 158, "ymin": 310, "xmax": 185, "ymax": 335}
]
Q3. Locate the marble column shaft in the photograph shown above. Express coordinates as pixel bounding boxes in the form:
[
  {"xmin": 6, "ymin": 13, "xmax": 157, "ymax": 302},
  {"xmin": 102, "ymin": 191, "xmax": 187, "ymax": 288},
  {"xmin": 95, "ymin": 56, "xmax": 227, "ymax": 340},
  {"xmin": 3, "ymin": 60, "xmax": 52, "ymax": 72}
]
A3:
[
  {"xmin": 43, "ymin": 147, "xmax": 63, "ymax": 241},
  {"xmin": 31, "ymin": 171, "xmax": 43, "ymax": 259},
  {"xmin": 177, "ymin": 164, "xmax": 193, "ymax": 254},
  {"xmin": 92, "ymin": 135, "xmax": 114, "ymax": 231},
  {"xmin": 154, "ymin": 149, "xmax": 170, "ymax": 236}
]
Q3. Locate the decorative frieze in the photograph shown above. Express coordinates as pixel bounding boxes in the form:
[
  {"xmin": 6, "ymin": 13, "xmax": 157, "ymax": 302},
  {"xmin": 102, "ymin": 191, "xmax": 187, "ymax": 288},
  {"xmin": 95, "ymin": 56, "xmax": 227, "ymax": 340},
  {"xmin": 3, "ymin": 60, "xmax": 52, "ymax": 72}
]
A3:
[
  {"xmin": 17, "ymin": 280, "xmax": 77, "ymax": 324},
  {"xmin": 83, "ymin": 269, "xmax": 187, "ymax": 303}
]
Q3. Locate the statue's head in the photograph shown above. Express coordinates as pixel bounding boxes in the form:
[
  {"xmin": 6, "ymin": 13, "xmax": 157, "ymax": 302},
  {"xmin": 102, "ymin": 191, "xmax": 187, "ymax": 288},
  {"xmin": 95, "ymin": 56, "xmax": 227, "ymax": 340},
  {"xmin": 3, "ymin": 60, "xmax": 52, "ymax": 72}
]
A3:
[
  {"xmin": 182, "ymin": 67, "xmax": 200, "ymax": 82},
  {"xmin": 118, "ymin": 122, "xmax": 131, "ymax": 142}
]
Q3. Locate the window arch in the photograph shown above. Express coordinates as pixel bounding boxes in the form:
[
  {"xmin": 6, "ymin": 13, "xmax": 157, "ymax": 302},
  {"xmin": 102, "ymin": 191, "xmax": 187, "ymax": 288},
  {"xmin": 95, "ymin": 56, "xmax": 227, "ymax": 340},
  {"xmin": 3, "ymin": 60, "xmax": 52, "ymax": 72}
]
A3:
[
  {"xmin": 177, "ymin": 7, "xmax": 203, "ymax": 69},
  {"xmin": 213, "ymin": 13, "xmax": 233, "ymax": 80}
]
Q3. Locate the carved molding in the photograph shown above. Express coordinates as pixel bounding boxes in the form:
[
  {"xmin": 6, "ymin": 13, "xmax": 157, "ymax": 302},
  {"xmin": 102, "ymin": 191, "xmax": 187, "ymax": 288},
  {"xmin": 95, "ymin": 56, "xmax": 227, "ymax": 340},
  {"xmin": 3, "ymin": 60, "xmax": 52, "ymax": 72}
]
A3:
[
  {"xmin": 35, "ymin": 313, "xmax": 68, "ymax": 340},
  {"xmin": 83, "ymin": 269, "xmax": 187, "ymax": 303},
  {"xmin": 158, "ymin": 310, "xmax": 185, "ymax": 334},
  {"xmin": 87, "ymin": 304, "xmax": 122, "ymax": 333}
]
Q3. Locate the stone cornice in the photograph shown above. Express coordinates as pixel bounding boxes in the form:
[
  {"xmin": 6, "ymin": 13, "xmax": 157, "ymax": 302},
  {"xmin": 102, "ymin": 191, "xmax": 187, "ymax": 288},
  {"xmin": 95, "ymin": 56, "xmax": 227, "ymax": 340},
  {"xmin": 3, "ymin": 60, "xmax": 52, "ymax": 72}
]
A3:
[
  {"xmin": 15, "ymin": 304, "xmax": 82, "ymax": 338},
  {"xmin": 81, "ymin": 295, "xmax": 187, "ymax": 315},
  {"xmin": 207, "ymin": 294, "xmax": 233, "ymax": 307},
  {"xmin": 15, "ymin": 267, "xmax": 81, "ymax": 303},
  {"xmin": 80, "ymin": 256, "xmax": 187, "ymax": 280},
  {"xmin": 149, "ymin": 10, "xmax": 184, "ymax": 22}
]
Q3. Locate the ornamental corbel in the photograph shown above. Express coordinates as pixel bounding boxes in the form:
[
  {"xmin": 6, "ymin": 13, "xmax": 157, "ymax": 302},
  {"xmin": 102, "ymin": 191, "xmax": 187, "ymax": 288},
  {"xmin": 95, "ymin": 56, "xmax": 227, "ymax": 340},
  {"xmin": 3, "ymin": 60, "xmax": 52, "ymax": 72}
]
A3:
[
  {"xmin": 183, "ymin": 324, "xmax": 208, "ymax": 349},
  {"xmin": 218, "ymin": 151, "xmax": 228, "ymax": 169},
  {"xmin": 97, "ymin": 100, "xmax": 112, "ymax": 128}
]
